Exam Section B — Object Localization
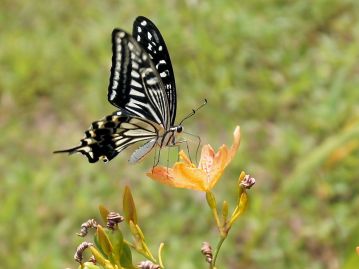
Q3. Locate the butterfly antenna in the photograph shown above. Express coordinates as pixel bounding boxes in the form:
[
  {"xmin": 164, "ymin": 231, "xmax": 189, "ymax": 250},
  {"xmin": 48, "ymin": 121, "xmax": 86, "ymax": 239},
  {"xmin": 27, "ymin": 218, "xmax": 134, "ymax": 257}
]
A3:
[{"xmin": 179, "ymin": 99, "xmax": 208, "ymax": 125}]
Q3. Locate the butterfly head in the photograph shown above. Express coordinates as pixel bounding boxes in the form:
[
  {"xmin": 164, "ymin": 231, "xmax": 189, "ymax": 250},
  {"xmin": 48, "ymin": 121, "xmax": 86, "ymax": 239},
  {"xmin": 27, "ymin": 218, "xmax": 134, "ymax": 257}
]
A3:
[{"xmin": 169, "ymin": 125, "xmax": 183, "ymax": 134}]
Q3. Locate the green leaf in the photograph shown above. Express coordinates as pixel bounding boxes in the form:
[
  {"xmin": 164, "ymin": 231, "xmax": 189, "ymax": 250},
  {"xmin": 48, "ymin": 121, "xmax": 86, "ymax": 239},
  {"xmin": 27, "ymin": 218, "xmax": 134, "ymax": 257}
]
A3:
[
  {"xmin": 120, "ymin": 243, "xmax": 136, "ymax": 269},
  {"xmin": 108, "ymin": 229, "xmax": 124, "ymax": 265},
  {"xmin": 99, "ymin": 205, "xmax": 110, "ymax": 224},
  {"xmin": 123, "ymin": 186, "xmax": 137, "ymax": 224},
  {"xmin": 89, "ymin": 246, "xmax": 108, "ymax": 266},
  {"xmin": 128, "ymin": 220, "xmax": 145, "ymax": 242},
  {"xmin": 93, "ymin": 234, "xmax": 106, "ymax": 258},
  {"xmin": 96, "ymin": 225, "xmax": 113, "ymax": 257}
]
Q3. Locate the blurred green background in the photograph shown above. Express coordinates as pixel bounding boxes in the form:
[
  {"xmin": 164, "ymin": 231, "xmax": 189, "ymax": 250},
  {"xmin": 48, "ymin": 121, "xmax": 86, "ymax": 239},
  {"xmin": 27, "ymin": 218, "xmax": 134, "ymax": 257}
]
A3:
[{"xmin": 1, "ymin": 0, "xmax": 359, "ymax": 268}]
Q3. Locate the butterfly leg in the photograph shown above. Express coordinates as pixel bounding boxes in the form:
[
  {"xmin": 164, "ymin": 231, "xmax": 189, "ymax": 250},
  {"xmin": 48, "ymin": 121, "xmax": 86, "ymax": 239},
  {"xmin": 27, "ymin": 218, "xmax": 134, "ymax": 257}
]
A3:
[
  {"xmin": 166, "ymin": 147, "xmax": 170, "ymax": 174},
  {"xmin": 176, "ymin": 144, "xmax": 180, "ymax": 161},
  {"xmin": 174, "ymin": 139, "xmax": 193, "ymax": 163},
  {"xmin": 183, "ymin": 131, "xmax": 202, "ymax": 165},
  {"xmin": 184, "ymin": 140, "xmax": 192, "ymax": 163},
  {"xmin": 152, "ymin": 147, "xmax": 157, "ymax": 172},
  {"xmin": 151, "ymin": 146, "xmax": 161, "ymax": 173}
]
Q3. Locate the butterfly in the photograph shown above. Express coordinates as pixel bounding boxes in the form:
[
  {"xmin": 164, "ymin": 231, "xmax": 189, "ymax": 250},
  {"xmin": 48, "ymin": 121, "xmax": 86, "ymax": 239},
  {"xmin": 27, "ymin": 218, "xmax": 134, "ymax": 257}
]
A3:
[{"xmin": 55, "ymin": 16, "xmax": 205, "ymax": 164}]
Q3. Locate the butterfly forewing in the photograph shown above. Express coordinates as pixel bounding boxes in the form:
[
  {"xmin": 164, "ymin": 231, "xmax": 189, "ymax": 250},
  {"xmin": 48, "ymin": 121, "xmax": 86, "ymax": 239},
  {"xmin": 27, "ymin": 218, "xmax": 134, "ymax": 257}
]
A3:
[
  {"xmin": 108, "ymin": 30, "xmax": 169, "ymax": 128},
  {"xmin": 133, "ymin": 16, "xmax": 177, "ymax": 126}
]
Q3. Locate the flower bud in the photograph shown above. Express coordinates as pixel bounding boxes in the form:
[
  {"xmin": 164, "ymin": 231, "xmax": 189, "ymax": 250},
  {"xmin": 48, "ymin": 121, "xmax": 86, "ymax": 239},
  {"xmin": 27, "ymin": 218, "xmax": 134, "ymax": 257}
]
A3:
[
  {"xmin": 138, "ymin": 260, "xmax": 160, "ymax": 269},
  {"xmin": 77, "ymin": 219, "xmax": 98, "ymax": 237},
  {"xmin": 240, "ymin": 174, "xmax": 255, "ymax": 189},
  {"xmin": 74, "ymin": 242, "xmax": 93, "ymax": 264},
  {"xmin": 106, "ymin": 211, "xmax": 124, "ymax": 230},
  {"xmin": 88, "ymin": 255, "xmax": 96, "ymax": 264},
  {"xmin": 206, "ymin": 191, "xmax": 217, "ymax": 209},
  {"xmin": 201, "ymin": 242, "xmax": 213, "ymax": 264}
]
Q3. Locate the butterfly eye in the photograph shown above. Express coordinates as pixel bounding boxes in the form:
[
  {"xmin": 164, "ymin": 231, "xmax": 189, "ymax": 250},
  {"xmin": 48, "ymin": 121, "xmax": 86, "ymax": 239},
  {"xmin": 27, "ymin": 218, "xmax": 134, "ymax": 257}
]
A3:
[{"xmin": 177, "ymin": 126, "xmax": 183, "ymax": 133}]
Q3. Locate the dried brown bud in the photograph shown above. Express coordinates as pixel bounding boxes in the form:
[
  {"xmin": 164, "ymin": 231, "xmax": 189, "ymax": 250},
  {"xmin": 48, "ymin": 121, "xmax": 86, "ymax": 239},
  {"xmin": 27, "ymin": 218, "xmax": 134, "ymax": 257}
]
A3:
[
  {"xmin": 77, "ymin": 219, "xmax": 98, "ymax": 237},
  {"xmin": 201, "ymin": 242, "xmax": 213, "ymax": 264},
  {"xmin": 88, "ymin": 255, "xmax": 96, "ymax": 264},
  {"xmin": 106, "ymin": 211, "xmax": 124, "ymax": 230},
  {"xmin": 138, "ymin": 260, "xmax": 160, "ymax": 269},
  {"xmin": 74, "ymin": 242, "xmax": 93, "ymax": 264},
  {"xmin": 240, "ymin": 174, "xmax": 255, "ymax": 189}
]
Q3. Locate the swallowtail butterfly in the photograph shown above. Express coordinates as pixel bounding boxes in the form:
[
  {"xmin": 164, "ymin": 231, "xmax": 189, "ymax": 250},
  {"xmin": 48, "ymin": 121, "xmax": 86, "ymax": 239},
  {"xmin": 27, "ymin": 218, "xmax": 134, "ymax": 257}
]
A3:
[{"xmin": 55, "ymin": 16, "xmax": 202, "ymax": 163}]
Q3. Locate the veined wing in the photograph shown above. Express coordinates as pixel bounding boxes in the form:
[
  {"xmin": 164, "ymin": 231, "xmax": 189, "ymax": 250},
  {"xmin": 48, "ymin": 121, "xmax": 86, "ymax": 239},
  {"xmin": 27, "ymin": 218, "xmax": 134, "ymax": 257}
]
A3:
[
  {"xmin": 129, "ymin": 138, "xmax": 157, "ymax": 164},
  {"xmin": 108, "ymin": 29, "xmax": 170, "ymax": 129},
  {"xmin": 133, "ymin": 16, "xmax": 177, "ymax": 126},
  {"xmin": 54, "ymin": 111, "xmax": 161, "ymax": 163}
]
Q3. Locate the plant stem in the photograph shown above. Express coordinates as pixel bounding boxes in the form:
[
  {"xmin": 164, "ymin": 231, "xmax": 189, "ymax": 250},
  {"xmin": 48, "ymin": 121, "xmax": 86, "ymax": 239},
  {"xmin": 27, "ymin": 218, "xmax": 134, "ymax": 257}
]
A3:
[
  {"xmin": 211, "ymin": 206, "xmax": 221, "ymax": 230},
  {"xmin": 212, "ymin": 235, "xmax": 227, "ymax": 267},
  {"xmin": 125, "ymin": 240, "xmax": 163, "ymax": 268},
  {"xmin": 124, "ymin": 239, "xmax": 135, "ymax": 249},
  {"xmin": 141, "ymin": 241, "xmax": 156, "ymax": 262},
  {"xmin": 158, "ymin": 243, "xmax": 165, "ymax": 268}
]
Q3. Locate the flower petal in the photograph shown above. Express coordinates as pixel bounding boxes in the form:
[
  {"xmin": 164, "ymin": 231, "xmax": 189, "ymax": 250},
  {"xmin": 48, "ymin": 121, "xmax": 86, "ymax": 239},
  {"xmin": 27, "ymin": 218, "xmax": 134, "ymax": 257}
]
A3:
[
  {"xmin": 146, "ymin": 166, "xmax": 175, "ymax": 185},
  {"xmin": 208, "ymin": 145, "xmax": 228, "ymax": 189},
  {"xmin": 198, "ymin": 144, "xmax": 215, "ymax": 173},
  {"xmin": 147, "ymin": 164, "xmax": 207, "ymax": 191},
  {"xmin": 228, "ymin": 126, "xmax": 241, "ymax": 165},
  {"xmin": 208, "ymin": 126, "xmax": 241, "ymax": 189},
  {"xmin": 173, "ymin": 163, "xmax": 208, "ymax": 191},
  {"xmin": 179, "ymin": 150, "xmax": 193, "ymax": 166}
]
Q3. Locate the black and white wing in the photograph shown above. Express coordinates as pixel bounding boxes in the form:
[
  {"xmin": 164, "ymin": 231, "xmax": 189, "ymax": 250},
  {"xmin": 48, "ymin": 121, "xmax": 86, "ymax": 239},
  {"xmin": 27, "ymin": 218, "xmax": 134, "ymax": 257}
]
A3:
[
  {"xmin": 132, "ymin": 16, "xmax": 177, "ymax": 126},
  {"xmin": 108, "ymin": 29, "xmax": 171, "ymax": 129},
  {"xmin": 54, "ymin": 111, "xmax": 161, "ymax": 163}
]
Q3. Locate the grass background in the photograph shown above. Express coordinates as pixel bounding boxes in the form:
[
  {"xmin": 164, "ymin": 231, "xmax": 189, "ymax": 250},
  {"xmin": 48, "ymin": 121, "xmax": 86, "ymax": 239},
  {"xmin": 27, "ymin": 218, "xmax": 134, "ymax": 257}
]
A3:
[{"xmin": 1, "ymin": 0, "xmax": 359, "ymax": 268}]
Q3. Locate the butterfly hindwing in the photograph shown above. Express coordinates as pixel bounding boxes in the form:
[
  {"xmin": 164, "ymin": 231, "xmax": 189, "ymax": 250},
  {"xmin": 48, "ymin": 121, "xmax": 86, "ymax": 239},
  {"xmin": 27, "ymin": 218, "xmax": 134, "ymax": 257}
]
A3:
[
  {"xmin": 54, "ymin": 112, "xmax": 161, "ymax": 163},
  {"xmin": 133, "ymin": 16, "xmax": 177, "ymax": 126},
  {"xmin": 129, "ymin": 138, "xmax": 157, "ymax": 164}
]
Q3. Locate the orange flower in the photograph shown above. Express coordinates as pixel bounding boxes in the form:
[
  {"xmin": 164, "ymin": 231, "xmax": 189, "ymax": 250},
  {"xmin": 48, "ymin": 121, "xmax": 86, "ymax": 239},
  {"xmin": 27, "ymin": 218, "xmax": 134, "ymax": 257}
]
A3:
[{"xmin": 147, "ymin": 126, "xmax": 241, "ymax": 192}]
